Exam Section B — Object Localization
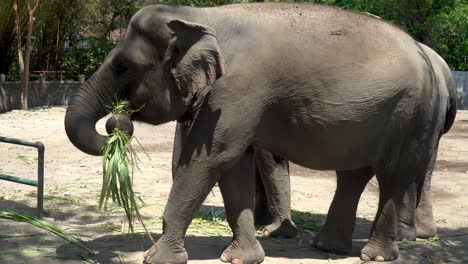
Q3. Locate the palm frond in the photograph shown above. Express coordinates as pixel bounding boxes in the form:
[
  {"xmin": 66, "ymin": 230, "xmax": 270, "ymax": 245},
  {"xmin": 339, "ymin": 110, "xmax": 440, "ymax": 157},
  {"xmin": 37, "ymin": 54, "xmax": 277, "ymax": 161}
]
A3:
[{"xmin": 0, "ymin": 209, "xmax": 92, "ymax": 253}]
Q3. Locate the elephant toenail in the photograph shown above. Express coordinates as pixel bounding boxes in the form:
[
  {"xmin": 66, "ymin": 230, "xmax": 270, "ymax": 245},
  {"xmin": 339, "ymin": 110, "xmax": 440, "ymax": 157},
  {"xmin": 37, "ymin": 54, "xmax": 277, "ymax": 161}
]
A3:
[
  {"xmin": 375, "ymin": 255, "xmax": 385, "ymax": 262},
  {"xmin": 232, "ymin": 259, "xmax": 243, "ymax": 264},
  {"xmin": 360, "ymin": 253, "xmax": 371, "ymax": 261}
]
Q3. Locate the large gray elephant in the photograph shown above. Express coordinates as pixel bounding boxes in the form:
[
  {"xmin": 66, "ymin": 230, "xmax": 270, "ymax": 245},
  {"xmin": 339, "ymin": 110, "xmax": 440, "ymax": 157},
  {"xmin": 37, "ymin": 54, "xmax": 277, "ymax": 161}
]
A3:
[{"xmin": 64, "ymin": 3, "xmax": 457, "ymax": 263}]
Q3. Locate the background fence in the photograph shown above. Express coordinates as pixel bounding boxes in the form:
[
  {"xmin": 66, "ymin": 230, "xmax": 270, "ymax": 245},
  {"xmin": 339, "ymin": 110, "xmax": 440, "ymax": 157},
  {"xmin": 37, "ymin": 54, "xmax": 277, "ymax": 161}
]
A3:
[{"xmin": 0, "ymin": 71, "xmax": 467, "ymax": 115}]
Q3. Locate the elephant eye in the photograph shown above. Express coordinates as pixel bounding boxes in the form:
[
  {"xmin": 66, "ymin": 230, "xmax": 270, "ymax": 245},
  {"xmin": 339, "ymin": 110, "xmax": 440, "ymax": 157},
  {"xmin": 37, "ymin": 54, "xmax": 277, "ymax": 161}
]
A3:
[{"xmin": 112, "ymin": 56, "xmax": 128, "ymax": 75}]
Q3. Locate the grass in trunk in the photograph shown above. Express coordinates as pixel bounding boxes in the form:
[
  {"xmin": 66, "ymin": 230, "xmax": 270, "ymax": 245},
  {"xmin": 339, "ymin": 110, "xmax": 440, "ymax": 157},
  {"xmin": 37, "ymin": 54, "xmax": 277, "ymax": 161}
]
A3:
[{"xmin": 100, "ymin": 100, "xmax": 147, "ymax": 234}]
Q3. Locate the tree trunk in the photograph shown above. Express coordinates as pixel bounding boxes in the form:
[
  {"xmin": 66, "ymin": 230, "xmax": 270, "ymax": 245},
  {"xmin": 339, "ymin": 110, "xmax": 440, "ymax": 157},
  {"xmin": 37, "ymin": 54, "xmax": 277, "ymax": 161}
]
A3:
[
  {"xmin": 13, "ymin": 0, "xmax": 26, "ymax": 109},
  {"xmin": 24, "ymin": 2, "xmax": 34, "ymax": 110},
  {"xmin": 13, "ymin": 0, "xmax": 40, "ymax": 110}
]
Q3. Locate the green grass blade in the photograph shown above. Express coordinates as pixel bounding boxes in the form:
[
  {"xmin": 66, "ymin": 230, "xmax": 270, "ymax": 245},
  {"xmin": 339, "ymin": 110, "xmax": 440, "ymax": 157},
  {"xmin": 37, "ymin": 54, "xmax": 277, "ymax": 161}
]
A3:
[{"xmin": 0, "ymin": 210, "xmax": 93, "ymax": 253}]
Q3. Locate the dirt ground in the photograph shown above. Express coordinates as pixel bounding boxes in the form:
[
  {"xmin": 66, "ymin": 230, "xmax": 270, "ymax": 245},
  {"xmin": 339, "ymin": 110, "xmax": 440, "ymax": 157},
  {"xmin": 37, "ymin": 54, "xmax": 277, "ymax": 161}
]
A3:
[{"xmin": 1, "ymin": 107, "xmax": 467, "ymax": 264}]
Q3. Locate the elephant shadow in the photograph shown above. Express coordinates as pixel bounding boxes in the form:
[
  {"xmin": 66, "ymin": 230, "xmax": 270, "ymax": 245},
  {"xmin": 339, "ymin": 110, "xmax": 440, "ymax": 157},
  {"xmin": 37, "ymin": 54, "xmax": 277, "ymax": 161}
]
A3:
[
  {"xmin": 55, "ymin": 207, "xmax": 374, "ymax": 262},
  {"xmin": 0, "ymin": 197, "xmax": 115, "ymax": 225}
]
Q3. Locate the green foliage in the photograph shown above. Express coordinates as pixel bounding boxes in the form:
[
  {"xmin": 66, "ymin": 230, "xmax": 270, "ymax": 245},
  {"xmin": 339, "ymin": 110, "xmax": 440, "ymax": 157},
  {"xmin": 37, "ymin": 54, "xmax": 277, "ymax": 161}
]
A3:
[
  {"xmin": 61, "ymin": 37, "xmax": 117, "ymax": 79},
  {"xmin": 431, "ymin": 3, "xmax": 468, "ymax": 70},
  {"xmin": 0, "ymin": 209, "xmax": 92, "ymax": 253},
  {"xmin": 32, "ymin": 0, "xmax": 89, "ymax": 76},
  {"xmin": 86, "ymin": 0, "xmax": 140, "ymax": 37},
  {"xmin": 101, "ymin": 100, "xmax": 142, "ymax": 232},
  {"xmin": 291, "ymin": 209, "xmax": 322, "ymax": 232},
  {"xmin": 2, "ymin": 0, "xmax": 467, "ymax": 78}
]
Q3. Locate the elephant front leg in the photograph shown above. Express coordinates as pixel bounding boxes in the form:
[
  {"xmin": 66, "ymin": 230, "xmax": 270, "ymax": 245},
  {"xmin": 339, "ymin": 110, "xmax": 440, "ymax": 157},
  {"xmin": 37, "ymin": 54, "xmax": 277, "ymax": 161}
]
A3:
[
  {"xmin": 218, "ymin": 151, "xmax": 265, "ymax": 264},
  {"xmin": 144, "ymin": 161, "xmax": 218, "ymax": 264},
  {"xmin": 254, "ymin": 149, "xmax": 297, "ymax": 238}
]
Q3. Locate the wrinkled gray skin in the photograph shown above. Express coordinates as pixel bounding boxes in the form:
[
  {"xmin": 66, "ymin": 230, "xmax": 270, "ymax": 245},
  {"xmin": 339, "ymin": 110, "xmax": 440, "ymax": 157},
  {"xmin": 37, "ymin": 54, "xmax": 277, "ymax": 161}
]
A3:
[{"xmin": 64, "ymin": 3, "xmax": 457, "ymax": 263}]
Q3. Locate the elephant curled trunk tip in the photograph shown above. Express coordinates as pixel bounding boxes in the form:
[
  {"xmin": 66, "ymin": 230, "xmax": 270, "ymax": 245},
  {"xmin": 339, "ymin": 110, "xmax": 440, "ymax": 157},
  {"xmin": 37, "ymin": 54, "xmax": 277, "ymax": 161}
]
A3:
[
  {"xmin": 65, "ymin": 113, "xmax": 134, "ymax": 156},
  {"xmin": 105, "ymin": 114, "xmax": 134, "ymax": 137},
  {"xmin": 64, "ymin": 111, "xmax": 108, "ymax": 156}
]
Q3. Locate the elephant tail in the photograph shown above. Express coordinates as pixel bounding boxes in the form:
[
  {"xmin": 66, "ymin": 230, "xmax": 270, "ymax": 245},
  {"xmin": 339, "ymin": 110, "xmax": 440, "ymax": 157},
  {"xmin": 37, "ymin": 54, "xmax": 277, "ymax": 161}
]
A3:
[{"xmin": 443, "ymin": 74, "xmax": 457, "ymax": 134}]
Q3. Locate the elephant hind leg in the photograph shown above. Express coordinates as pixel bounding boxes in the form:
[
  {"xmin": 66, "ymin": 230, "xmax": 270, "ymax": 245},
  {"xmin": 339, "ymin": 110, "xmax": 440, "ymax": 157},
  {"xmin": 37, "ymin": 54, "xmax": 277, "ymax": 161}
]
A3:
[
  {"xmin": 415, "ymin": 144, "xmax": 438, "ymax": 239},
  {"xmin": 314, "ymin": 167, "xmax": 374, "ymax": 254},
  {"xmin": 396, "ymin": 143, "xmax": 439, "ymax": 241},
  {"xmin": 218, "ymin": 151, "xmax": 265, "ymax": 264},
  {"xmin": 362, "ymin": 144, "xmax": 435, "ymax": 261}
]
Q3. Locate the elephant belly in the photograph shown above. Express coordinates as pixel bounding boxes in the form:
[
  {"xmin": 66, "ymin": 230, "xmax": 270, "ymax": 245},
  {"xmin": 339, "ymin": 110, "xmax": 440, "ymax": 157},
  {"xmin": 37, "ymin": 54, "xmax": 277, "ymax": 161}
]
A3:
[
  {"xmin": 257, "ymin": 108, "xmax": 391, "ymax": 171},
  {"xmin": 280, "ymin": 136, "xmax": 377, "ymax": 171}
]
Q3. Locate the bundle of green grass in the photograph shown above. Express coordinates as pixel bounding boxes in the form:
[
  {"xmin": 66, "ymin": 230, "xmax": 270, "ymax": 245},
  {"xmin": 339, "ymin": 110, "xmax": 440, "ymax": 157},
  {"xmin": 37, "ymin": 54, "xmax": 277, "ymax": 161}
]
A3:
[{"xmin": 101, "ymin": 100, "xmax": 142, "ymax": 231}]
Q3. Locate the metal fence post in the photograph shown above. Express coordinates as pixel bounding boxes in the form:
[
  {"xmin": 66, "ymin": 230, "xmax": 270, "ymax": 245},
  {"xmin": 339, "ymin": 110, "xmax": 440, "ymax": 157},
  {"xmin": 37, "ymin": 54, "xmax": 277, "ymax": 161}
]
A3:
[
  {"xmin": 37, "ymin": 142, "xmax": 45, "ymax": 219},
  {"xmin": 0, "ymin": 136, "xmax": 45, "ymax": 219}
]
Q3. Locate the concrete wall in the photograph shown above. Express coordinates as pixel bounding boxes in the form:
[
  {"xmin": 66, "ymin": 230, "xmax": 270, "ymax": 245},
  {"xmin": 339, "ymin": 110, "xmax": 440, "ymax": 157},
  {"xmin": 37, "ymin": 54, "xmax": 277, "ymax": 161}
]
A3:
[
  {"xmin": 0, "ymin": 75, "xmax": 81, "ymax": 114},
  {"xmin": 453, "ymin": 71, "xmax": 468, "ymax": 110}
]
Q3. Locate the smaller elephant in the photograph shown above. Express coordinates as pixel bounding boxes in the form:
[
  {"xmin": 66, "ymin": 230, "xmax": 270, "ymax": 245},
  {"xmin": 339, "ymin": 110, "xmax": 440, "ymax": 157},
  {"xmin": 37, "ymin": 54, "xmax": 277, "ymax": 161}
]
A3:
[{"xmin": 173, "ymin": 121, "xmax": 298, "ymax": 238}]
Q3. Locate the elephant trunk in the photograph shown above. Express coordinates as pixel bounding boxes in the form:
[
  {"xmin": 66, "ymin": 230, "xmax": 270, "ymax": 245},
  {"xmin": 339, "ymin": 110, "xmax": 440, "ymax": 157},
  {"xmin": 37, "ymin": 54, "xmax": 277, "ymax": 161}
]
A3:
[{"xmin": 64, "ymin": 66, "xmax": 118, "ymax": 156}]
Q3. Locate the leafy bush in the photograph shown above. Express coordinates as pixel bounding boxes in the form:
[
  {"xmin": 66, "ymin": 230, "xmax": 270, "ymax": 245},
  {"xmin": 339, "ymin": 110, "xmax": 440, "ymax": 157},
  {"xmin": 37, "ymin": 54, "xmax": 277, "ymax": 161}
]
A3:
[{"xmin": 61, "ymin": 37, "xmax": 117, "ymax": 80}]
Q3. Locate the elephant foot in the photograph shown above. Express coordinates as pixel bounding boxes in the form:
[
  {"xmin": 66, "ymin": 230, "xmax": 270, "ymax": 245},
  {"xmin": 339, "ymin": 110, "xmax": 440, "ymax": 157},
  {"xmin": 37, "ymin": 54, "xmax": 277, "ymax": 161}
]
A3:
[
  {"xmin": 143, "ymin": 241, "xmax": 188, "ymax": 264},
  {"xmin": 397, "ymin": 223, "xmax": 417, "ymax": 241},
  {"xmin": 262, "ymin": 219, "xmax": 298, "ymax": 238},
  {"xmin": 416, "ymin": 213, "xmax": 437, "ymax": 239},
  {"xmin": 416, "ymin": 220, "xmax": 437, "ymax": 239},
  {"xmin": 313, "ymin": 230, "xmax": 352, "ymax": 254},
  {"xmin": 220, "ymin": 240, "xmax": 265, "ymax": 264},
  {"xmin": 360, "ymin": 241, "xmax": 398, "ymax": 262}
]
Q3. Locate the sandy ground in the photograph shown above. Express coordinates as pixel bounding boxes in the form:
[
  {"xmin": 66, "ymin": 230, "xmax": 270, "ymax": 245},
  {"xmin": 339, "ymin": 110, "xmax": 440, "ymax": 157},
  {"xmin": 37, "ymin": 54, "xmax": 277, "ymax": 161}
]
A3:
[{"xmin": 0, "ymin": 107, "xmax": 467, "ymax": 264}]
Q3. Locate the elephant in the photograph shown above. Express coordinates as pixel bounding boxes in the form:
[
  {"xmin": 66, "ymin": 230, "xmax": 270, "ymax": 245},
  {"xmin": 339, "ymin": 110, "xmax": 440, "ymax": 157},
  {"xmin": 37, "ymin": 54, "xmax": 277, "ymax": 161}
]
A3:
[{"xmin": 64, "ymin": 3, "xmax": 457, "ymax": 263}]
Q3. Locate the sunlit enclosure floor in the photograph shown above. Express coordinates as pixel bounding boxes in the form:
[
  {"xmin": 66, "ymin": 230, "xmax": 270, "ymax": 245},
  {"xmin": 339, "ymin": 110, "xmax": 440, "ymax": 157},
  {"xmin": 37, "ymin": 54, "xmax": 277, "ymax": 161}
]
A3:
[{"xmin": 1, "ymin": 107, "xmax": 468, "ymax": 263}]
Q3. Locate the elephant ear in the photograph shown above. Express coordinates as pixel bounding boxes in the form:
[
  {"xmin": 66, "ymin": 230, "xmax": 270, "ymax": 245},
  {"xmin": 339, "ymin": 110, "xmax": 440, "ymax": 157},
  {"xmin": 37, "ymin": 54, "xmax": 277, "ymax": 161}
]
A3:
[{"xmin": 166, "ymin": 19, "xmax": 225, "ymax": 98}]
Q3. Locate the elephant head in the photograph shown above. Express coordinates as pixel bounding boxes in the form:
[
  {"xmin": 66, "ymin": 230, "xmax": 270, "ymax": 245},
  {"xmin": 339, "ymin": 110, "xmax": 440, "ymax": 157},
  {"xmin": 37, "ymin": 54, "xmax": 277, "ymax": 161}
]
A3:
[{"xmin": 64, "ymin": 13, "xmax": 225, "ymax": 156}]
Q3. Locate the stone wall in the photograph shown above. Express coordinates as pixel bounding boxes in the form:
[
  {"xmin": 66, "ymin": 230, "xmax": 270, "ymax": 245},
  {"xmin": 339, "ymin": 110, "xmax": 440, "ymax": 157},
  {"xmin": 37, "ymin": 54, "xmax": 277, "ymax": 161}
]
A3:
[{"xmin": 0, "ymin": 75, "xmax": 82, "ymax": 114}]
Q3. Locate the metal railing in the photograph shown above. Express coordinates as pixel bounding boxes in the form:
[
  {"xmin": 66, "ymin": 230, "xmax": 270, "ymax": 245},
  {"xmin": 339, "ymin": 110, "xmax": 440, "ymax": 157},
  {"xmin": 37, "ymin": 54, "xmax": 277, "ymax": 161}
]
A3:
[{"xmin": 0, "ymin": 136, "xmax": 44, "ymax": 219}]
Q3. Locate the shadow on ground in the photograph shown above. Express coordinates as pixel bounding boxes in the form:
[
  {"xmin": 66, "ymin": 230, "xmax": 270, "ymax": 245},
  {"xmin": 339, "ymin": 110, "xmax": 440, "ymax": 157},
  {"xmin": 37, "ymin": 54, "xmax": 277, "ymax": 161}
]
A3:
[
  {"xmin": 53, "ymin": 227, "xmax": 468, "ymax": 263},
  {"xmin": 51, "ymin": 208, "xmax": 374, "ymax": 263},
  {"xmin": 0, "ymin": 198, "xmax": 108, "ymax": 225},
  {"xmin": 2, "ymin": 202, "xmax": 467, "ymax": 263}
]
